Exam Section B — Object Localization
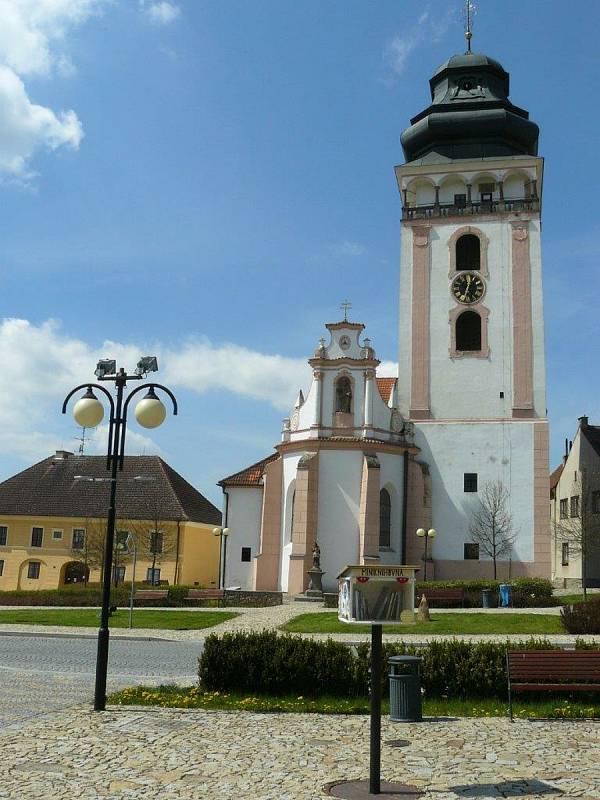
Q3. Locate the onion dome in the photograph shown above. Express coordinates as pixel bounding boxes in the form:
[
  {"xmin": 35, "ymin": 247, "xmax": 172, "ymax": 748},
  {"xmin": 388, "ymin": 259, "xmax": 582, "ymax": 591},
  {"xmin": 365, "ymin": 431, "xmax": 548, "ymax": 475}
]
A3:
[{"xmin": 401, "ymin": 52, "xmax": 539, "ymax": 163}]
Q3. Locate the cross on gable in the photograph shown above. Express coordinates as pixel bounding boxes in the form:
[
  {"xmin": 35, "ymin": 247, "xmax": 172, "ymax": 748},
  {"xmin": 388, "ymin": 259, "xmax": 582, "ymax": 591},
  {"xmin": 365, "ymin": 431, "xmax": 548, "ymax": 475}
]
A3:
[{"xmin": 340, "ymin": 300, "xmax": 352, "ymax": 322}]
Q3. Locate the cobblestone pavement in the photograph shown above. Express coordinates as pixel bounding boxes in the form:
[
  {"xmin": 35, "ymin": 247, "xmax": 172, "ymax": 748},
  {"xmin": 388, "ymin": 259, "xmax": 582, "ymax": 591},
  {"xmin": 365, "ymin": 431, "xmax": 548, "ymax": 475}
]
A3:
[{"xmin": 0, "ymin": 706, "xmax": 598, "ymax": 800}]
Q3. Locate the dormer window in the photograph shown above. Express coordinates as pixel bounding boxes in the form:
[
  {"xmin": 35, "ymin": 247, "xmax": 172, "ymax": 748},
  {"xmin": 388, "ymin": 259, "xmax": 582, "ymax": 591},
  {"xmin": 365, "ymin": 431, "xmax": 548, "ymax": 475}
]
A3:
[{"xmin": 335, "ymin": 376, "xmax": 352, "ymax": 413}]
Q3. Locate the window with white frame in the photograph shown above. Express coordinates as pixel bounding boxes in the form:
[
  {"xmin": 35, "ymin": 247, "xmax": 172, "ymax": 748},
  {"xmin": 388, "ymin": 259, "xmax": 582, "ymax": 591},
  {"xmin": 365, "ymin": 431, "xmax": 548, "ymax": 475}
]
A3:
[
  {"xmin": 27, "ymin": 562, "xmax": 40, "ymax": 579},
  {"xmin": 52, "ymin": 530, "xmax": 63, "ymax": 541}
]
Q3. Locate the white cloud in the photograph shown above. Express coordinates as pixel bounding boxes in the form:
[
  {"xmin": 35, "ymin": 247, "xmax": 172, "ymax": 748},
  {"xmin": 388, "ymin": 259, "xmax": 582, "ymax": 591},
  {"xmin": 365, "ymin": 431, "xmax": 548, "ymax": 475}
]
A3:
[
  {"xmin": 162, "ymin": 338, "xmax": 309, "ymax": 412},
  {"xmin": 0, "ymin": 0, "xmax": 109, "ymax": 180},
  {"xmin": 385, "ymin": 8, "xmax": 453, "ymax": 77},
  {"xmin": 0, "ymin": 318, "xmax": 309, "ymax": 465},
  {"xmin": 0, "ymin": 65, "xmax": 82, "ymax": 178},
  {"xmin": 332, "ymin": 240, "xmax": 367, "ymax": 258},
  {"xmin": 141, "ymin": 1, "xmax": 181, "ymax": 25},
  {"xmin": 0, "ymin": 317, "xmax": 400, "ymax": 467}
]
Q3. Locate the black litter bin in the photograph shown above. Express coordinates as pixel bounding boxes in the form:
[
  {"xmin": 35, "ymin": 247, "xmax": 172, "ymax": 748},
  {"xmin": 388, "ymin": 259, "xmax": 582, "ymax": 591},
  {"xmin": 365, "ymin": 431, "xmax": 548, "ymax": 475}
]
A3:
[
  {"xmin": 481, "ymin": 588, "xmax": 492, "ymax": 608},
  {"xmin": 389, "ymin": 655, "xmax": 423, "ymax": 722}
]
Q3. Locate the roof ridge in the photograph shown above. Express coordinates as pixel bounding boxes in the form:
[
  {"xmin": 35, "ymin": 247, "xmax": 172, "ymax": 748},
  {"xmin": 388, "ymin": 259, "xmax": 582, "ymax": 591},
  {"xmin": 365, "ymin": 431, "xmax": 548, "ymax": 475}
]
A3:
[{"xmin": 156, "ymin": 457, "xmax": 189, "ymax": 521}]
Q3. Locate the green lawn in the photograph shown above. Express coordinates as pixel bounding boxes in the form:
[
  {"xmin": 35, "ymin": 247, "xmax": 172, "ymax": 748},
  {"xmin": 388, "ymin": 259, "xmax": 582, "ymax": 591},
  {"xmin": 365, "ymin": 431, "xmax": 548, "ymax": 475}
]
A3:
[
  {"xmin": 281, "ymin": 612, "xmax": 564, "ymax": 635},
  {"xmin": 0, "ymin": 608, "xmax": 237, "ymax": 630},
  {"xmin": 108, "ymin": 685, "xmax": 600, "ymax": 719}
]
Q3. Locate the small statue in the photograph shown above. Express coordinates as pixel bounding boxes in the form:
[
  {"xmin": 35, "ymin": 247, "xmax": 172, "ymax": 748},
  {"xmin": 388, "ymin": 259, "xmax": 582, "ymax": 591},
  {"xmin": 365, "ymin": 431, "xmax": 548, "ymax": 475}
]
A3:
[{"xmin": 312, "ymin": 540, "xmax": 321, "ymax": 570}]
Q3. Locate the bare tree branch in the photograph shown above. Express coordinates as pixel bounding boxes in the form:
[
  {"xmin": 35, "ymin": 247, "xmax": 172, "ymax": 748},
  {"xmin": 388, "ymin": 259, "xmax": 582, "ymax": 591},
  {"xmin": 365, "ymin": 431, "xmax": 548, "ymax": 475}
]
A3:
[{"xmin": 468, "ymin": 480, "xmax": 517, "ymax": 579}]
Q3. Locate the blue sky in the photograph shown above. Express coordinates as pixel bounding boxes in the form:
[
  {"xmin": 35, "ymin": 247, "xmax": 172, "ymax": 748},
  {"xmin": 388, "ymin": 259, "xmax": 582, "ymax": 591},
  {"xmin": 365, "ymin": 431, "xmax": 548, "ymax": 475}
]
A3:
[{"xmin": 0, "ymin": 1, "xmax": 598, "ymax": 505}]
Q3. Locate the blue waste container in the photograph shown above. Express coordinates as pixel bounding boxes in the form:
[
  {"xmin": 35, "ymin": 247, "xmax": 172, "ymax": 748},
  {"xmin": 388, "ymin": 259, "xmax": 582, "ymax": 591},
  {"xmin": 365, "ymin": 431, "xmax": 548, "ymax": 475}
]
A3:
[
  {"xmin": 499, "ymin": 584, "xmax": 511, "ymax": 607},
  {"xmin": 481, "ymin": 588, "xmax": 492, "ymax": 608}
]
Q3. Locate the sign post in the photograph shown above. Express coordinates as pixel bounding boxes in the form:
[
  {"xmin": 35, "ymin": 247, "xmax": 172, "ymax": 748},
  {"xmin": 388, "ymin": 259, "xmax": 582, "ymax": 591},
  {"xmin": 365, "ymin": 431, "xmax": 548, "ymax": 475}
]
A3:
[
  {"xmin": 369, "ymin": 623, "xmax": 383, "ymax": 794},
  {"xmin": 332, "ymin": 565, "xmax": 419, "ymax": 797}
]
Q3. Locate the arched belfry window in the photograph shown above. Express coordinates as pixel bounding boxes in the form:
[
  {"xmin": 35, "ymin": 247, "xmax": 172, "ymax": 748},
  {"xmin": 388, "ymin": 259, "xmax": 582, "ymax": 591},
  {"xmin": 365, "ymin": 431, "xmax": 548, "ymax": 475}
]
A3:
[
  {"xmin": 379, "ymin": 489, "xmax": 391, "ymax": 548},
  {"xmin": 335, "ymin": 376, "xmax": 352, "ymax": 413},
  {"xmin": 456, "ymin": 310, "xmax": 481, "ymax": 352},
  {"xmin": 456, "ymin": 234, "xmax": 480, "ymax": 271}
]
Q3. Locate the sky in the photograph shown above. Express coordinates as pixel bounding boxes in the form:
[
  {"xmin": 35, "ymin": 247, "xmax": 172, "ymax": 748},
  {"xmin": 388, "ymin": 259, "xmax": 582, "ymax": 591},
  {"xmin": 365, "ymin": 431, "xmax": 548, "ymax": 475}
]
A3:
[{"xmin": 0, "ymin": 0, "xmax": 598, "ymax": 507}]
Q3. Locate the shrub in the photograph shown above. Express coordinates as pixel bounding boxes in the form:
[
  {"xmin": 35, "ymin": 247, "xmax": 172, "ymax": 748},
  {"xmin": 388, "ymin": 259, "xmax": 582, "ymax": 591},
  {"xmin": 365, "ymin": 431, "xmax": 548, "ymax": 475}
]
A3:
[
  {"xmin": 198, "ymin": 632, "xmax": 559, "ymax": 700},
  {"xmin": 199, "ymin": 631, "xmax": 357, "ymax": 697},
  {"xmin": 414, "ymin": 578, "xmax": 556, "ymax": 608},
  {"xmin": 561, "ymin": 597, "xmax": 600, "ymax": 634}
]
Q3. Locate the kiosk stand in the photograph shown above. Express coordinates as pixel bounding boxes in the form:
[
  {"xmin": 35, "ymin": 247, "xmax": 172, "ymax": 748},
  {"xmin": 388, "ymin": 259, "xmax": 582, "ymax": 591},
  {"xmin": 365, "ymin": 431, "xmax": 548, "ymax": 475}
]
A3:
[{"xmin": 323, "ymin": 565, "xmax": 423, "ymax": 799}]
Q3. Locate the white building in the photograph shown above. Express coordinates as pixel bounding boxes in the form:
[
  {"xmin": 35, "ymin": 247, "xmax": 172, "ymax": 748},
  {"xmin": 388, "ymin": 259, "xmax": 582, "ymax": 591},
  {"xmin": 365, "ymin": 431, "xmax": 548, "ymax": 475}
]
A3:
[
  {"xmin": 550, "ymin": 417, "xmax": 600, "ymax": 589},
  {"xmin": 220, "ymin": 47, "xmax": 551, "ymax": 592}
]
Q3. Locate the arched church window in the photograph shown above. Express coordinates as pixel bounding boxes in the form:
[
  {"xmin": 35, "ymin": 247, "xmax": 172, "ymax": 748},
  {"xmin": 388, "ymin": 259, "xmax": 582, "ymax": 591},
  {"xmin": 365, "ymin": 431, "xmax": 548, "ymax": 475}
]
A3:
[
  {"xmin": 456, "ymin": 234, "xmax": 480, "ymax": 271},
  {"xmin": 335, "ymin": 376, "xmax": 352, "ymax": 413},
  {"xmin": 456, "ymin": 310, "xmax": 481, "ymax": 352},
  {"xmin": 379, "ymin": 489, "xmax": 391, "ymax": 548}
]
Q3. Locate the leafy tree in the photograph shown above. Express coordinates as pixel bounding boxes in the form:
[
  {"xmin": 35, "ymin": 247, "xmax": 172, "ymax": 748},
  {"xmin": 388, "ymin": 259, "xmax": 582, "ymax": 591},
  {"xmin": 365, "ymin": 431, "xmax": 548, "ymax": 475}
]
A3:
[{"xmin": 468, "ymin": 480, "xmax": 516, "ymax": 580}]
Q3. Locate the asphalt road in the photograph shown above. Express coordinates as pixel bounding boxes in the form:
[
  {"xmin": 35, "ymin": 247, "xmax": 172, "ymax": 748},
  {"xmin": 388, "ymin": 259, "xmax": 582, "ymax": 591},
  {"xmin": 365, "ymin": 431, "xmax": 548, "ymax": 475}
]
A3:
[{"xmin": 0, "ymin": 633, "xmax": 202, "ymax": 729}]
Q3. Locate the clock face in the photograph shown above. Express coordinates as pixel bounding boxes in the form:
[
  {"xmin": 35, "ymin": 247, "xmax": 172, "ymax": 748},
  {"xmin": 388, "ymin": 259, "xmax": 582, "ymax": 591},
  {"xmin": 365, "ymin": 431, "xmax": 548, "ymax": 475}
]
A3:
[{"xmin": 451, "ymin": 272, "xmax": 485, "ymax": 304}]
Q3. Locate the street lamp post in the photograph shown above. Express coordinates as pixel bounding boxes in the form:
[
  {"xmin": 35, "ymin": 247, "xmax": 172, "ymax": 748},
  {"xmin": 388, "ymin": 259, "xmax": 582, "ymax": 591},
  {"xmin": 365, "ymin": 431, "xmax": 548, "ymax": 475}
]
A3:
[
  {"xmin": 213, "ymin": 527, "xmax": 230, "ymax": 589},
  {"xmin": 416, "ymin": 527, "xmax": 437, "ymax": 581},
  {"xmin": 62, "ymin": 357, "xmax": 177, "ymax": 711}
]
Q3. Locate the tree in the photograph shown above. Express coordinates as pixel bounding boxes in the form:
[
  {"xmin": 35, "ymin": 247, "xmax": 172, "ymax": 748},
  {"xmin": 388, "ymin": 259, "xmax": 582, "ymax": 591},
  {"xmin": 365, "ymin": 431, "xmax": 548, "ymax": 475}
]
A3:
[
  {"xmin": 70, "ymin": 519, "xmax": 133, "ymax": 586},
  {"xmin": 468, "ymin": 480, "xmax": 517, "ymax": 579},
  {"xmin": 125, "ymin": 500, "xmax": 178, "ymax": 585},
  {"xmin": 553, "ymin": 467, "xmax": 600, "ymax": 599}
]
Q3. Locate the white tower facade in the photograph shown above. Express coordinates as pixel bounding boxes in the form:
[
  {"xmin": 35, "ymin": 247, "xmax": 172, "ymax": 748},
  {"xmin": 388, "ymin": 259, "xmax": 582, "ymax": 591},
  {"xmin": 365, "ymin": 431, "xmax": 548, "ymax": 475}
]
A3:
[{"xmin": 395, "ymin": 52, "xmax": 550, "ymax": 579}]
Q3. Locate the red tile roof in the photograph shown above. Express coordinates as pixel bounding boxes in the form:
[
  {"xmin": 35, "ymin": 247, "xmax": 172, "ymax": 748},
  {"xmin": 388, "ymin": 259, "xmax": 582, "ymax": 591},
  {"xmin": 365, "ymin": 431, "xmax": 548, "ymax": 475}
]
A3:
[
  {"xmin": 376, "ymin": 377, "xmax": 396, "ymax": 404},
  {"xmin": 219, "ymin": 453, "xmax": 279, "ymax": 487}
]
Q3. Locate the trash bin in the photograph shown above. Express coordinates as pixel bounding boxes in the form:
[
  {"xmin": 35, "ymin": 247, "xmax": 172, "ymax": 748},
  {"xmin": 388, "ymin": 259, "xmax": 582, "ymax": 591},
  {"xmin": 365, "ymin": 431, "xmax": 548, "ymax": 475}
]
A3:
[
  {"xmin": 499, "ymin": 584, "xmax": 511, "ymax": 608},
  {"xmin": 481, "ymin": 588, "xmax": 492, "ymax": 608},
  {"xmin": 389, "ymin": 655, "xmax": 423, "ymax": 722}
]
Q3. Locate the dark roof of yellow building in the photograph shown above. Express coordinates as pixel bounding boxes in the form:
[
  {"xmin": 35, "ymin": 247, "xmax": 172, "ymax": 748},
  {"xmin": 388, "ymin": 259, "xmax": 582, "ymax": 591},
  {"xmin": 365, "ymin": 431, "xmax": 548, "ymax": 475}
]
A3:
[{"xmin": 0, "ymin": 452, "xmax": 221, "ymax": 524}]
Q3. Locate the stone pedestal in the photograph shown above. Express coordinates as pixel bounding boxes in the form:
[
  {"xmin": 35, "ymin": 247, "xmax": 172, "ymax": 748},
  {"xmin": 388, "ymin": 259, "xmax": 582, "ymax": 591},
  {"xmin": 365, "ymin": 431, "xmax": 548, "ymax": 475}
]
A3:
[{"xmin": 305, "ymin": 567, "xmax": 325, "ymax": 598}]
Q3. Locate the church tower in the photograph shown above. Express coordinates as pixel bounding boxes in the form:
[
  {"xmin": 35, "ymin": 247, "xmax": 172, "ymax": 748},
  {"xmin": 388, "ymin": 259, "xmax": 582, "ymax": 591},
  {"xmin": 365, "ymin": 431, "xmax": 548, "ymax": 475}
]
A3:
[{"xmin": 395, "ymin": 47, "xmax": 550, "ymax": 578}]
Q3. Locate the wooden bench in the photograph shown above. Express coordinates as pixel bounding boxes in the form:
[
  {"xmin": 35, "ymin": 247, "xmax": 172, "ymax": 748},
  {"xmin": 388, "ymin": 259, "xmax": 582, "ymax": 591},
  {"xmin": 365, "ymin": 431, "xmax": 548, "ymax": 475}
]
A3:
[
  {"xmin": 419, "ymin": 588, "xmax": 465, "ymax": 607},
  {"xmin": 134, "ymin": 589, "xmax": 169, "ymax": 605},
  {"xmin": 507, "ymin": 650, "xmax": 600, "ymax": 720},
  {"xmin": 185, "ymin": 588, "xmax": 225, "ymax": 607}
]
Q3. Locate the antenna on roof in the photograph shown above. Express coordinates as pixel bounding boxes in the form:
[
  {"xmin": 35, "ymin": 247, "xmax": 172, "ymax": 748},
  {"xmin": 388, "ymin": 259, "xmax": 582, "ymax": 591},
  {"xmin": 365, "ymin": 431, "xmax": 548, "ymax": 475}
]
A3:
[
  {"xmin": 75, "ymin": 426, "xmax": 87, "ymax": 455},
  {"xmin": 463, "ymin": 1, "xmax": 476, "ymax": 53}
]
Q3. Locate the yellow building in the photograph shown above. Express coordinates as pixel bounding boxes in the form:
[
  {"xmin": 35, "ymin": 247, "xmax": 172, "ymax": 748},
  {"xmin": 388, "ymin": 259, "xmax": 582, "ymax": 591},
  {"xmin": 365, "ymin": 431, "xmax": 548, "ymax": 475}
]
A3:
[{"xmin": 0, "ymin": 451, "xmax": 222, "ymax": 591}]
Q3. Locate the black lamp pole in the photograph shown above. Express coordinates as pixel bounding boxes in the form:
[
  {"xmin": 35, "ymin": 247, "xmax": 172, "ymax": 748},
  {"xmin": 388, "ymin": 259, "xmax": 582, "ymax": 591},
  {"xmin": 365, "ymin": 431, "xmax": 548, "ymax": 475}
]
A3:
[{"xmin": 63, "ymin": 368, "xmax": 177, "ymax": 711}]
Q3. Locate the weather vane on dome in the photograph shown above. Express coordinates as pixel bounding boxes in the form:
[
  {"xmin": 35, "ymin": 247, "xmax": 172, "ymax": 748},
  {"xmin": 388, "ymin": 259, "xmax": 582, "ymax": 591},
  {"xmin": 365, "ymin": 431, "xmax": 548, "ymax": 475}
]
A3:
[
  {"xmin": 463, "ymin": 1, "xmax": 476, "ymax": 53},
  {"xmin": 340, "ymin": 300, "xmax": 352, "ymax": 322}
]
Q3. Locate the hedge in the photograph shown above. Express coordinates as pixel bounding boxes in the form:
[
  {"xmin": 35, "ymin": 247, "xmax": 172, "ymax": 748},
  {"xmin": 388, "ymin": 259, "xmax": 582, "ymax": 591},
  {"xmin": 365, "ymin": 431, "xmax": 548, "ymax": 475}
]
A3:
[
  {"xmin": 561, "ymin": 596, "xmax": 600, "ymax": 634},
  {"xmin": 198, "ymin": 632, "xmax": 597, "ymax": 700},
  {"xmin": 415, "ymin": 578, "xmax": 557, "ymax": 608},
  {"xmin": 0, "ymin": 584, "xmax": 199, "ymax": 607}
]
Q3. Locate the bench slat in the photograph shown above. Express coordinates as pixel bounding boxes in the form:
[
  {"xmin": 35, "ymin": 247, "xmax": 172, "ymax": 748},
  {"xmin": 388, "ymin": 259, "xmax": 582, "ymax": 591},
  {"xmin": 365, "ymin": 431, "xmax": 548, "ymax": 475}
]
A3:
[{"xmin": 512, "ymin": 683, "xmax": 600, "ymax": 692}]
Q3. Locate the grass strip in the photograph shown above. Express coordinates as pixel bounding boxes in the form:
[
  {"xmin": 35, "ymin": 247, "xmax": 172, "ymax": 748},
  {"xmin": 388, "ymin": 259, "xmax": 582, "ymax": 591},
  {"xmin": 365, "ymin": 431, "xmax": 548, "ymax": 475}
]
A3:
[
  {"xmin": 108, "ymin": 685, "xmax": 600, "ymax": 719},
  {"xmin": 280, "ymin": 612, "xmax": 564, "ymax": 635},
  {"xmin": 0, "ymin": 608, "xmax": 237, "ymax": 630}
]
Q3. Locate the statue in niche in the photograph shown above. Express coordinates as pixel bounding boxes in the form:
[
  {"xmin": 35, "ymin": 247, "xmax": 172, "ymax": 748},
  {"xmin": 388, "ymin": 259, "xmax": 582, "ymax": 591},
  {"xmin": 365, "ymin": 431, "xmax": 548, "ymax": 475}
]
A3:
[{"xmin": 335, "ymin": 376, "xmax": 352, "ymax": 413}]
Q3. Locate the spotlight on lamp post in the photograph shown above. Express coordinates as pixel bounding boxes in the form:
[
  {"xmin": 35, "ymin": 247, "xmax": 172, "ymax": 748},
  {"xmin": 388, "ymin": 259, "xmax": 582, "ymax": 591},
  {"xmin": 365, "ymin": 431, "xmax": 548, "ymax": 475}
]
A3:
[
  {"xmin": 62, "ymin": 357, "xmax": 177, "ymax": 712},
  {"xmin": 416, "ymin": 527, "xmax": 437, "ymax": 581},
  {"xmin": 213, "ymin": 527, "xmax": 230, "ymax": 589}
]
